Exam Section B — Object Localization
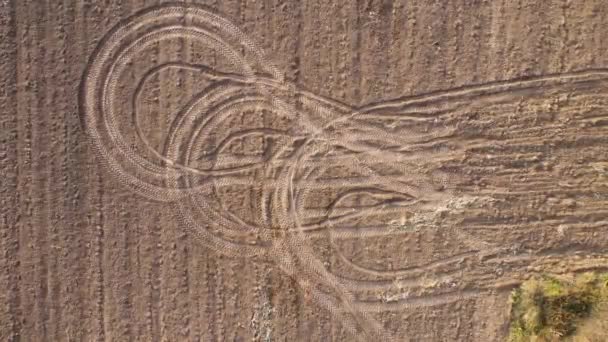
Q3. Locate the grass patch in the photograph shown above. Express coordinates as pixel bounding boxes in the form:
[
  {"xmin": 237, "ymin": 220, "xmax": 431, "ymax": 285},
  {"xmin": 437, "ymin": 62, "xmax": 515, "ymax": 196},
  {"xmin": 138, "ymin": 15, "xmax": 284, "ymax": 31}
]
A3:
[{"xmin": 508, "ymin": 272, "xmax": 608, "ymax": 341}]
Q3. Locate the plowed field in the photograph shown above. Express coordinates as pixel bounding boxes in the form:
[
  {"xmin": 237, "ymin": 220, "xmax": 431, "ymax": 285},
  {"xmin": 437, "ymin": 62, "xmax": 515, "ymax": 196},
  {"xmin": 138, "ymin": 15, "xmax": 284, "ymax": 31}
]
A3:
[{"xmin": 1, "ymin": 1, "xmax": 607, "ymax": 341}]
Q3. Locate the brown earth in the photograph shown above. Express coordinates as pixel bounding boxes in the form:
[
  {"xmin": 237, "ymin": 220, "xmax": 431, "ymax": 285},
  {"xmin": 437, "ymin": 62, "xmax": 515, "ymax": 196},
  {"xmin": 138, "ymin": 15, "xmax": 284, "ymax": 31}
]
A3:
[{"xmin": 1, "ymin": 1, "xmax": 608, "ymax": 341}]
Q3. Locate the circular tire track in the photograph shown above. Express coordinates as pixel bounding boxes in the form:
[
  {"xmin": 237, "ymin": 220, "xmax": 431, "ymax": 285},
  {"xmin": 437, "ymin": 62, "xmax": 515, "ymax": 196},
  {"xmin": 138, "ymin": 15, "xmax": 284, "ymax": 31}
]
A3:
[{"xmin": 80, "ymin": 3, "xmax": 608, "ymax": 340}]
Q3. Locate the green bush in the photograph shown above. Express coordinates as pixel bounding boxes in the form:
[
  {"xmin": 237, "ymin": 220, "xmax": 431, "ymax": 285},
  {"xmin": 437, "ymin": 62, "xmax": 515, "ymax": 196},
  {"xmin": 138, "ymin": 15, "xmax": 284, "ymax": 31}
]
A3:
[{"xmin": 508, "ymin": 272, "xmax": 608, "ymax": 341}]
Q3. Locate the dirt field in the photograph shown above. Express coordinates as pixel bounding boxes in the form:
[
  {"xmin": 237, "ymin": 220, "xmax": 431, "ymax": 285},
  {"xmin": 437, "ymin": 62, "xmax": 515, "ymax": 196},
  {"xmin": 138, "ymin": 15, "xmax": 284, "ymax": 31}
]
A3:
[{"xmin": 1, "ymin": 1, "xmax": 608, "ymax": 341}]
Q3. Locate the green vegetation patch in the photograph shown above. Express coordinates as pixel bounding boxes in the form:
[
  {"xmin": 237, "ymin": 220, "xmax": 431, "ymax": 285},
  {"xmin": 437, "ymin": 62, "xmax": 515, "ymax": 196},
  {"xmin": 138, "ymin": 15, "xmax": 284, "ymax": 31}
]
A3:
[{"xmin": 508, "ymin": 272, "xmax": 608, "ymax": 341}]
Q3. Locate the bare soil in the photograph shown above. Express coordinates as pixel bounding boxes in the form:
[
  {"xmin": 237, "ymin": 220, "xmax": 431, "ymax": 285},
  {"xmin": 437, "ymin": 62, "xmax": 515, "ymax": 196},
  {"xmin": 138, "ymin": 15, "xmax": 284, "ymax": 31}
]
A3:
[{"xmin": 1, "ymin": 1, "xmax": 607, "ymax": 341}]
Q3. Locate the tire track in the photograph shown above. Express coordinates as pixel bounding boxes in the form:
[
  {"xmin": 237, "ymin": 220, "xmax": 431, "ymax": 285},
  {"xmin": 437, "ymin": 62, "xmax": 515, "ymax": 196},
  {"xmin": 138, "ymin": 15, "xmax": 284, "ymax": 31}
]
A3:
[
  {"xmin": 59, "ymin": 0, "xmax": 90, "ymax": 339},
  {"xmin": 79, "ymin": 3, "xmax": 608, "ymax": 340},
  {"xmin": 28, "ymin": 2, "xmax": 51, "ymax": 337},
  {"xmin": 121, "ymin": 1, "xmax": 149, "ymax": 339},
  {"xmin": 42, "ymin": 1, "xmax": 64, "ymax": 338},
  {"xmin": 83, "ymin": 2, "xmax": 110, "ymax": 340},
  {"xmin": 74, "ymin": 2, "xmax": 103, "ymax": 340}
]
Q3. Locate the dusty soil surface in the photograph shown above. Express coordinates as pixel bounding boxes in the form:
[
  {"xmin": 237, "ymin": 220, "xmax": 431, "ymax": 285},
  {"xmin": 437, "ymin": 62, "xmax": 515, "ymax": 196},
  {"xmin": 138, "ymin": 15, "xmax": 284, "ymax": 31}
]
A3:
[{"xmin": 1, "ymin": 1, "xmax": 608, "ymax": 341}]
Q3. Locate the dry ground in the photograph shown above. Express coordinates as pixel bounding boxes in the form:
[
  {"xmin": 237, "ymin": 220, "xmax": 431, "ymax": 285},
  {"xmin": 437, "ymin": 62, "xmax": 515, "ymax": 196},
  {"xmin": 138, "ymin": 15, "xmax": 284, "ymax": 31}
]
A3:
[{"xmin": 1, "ymin": 1, "xmax": 608, "ymax": 341}]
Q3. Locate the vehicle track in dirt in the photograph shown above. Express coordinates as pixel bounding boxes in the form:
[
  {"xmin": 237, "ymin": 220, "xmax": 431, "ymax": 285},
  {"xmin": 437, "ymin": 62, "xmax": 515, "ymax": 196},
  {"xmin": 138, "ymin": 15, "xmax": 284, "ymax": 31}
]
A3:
[
  {"xmin": 78, "ymin": 3, "xmax": 608, "ymax": 340},
  {"xmin": 3, "ymin": 1, "xmax": 608, "ymax": 341}
]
